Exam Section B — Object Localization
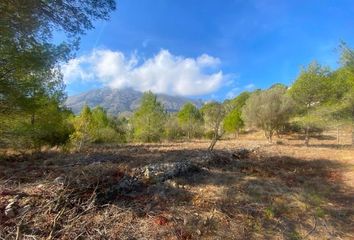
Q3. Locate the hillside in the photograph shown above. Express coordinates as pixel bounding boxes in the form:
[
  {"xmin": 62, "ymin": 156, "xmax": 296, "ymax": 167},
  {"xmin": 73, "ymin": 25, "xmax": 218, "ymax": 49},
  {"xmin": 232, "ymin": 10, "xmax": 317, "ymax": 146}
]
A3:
[{"xmin": 66, "ymin": 88, "xmax": 204, "ymax": 115}]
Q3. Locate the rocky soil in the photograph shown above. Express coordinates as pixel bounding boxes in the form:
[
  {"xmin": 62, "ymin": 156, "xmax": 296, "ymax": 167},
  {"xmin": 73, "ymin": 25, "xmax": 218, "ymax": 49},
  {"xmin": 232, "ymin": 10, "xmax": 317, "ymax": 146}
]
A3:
[{"xmin": 0, "ymin": 136, "xmax": 353, "ymax": 239}]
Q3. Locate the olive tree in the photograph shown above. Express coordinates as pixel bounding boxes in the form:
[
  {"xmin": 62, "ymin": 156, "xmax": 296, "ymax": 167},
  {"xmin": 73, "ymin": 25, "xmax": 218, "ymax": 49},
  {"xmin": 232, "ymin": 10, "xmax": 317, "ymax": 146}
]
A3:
[
  {"xmin": 242, "ymin": 86, "xmax": 293, "ymax": 142},
  {"xmin": 201, "ymin": 102, "xmax": 226, "ymax": 151}
]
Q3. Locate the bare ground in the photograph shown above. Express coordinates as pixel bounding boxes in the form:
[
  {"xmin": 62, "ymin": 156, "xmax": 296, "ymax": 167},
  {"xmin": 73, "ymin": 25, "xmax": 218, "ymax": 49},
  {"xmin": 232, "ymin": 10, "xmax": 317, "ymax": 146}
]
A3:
[{"xmin": 0, "ymin": 133, "xmax": 353, "ymax": 239}]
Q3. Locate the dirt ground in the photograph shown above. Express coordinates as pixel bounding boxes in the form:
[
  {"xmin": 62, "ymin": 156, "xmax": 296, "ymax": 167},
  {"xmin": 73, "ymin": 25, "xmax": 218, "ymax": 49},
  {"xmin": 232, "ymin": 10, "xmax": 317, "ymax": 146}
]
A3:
[{"xmin": 0, "ymin": 132, "xmax": 353, "ymax": 239}]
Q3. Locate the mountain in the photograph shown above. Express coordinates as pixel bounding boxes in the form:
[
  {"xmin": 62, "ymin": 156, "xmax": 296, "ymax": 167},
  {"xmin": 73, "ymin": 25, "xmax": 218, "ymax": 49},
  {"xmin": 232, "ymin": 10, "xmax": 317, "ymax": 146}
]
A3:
[{"xmin": 66, "ymin": 88, "xmax": 204, "ymax": 115}]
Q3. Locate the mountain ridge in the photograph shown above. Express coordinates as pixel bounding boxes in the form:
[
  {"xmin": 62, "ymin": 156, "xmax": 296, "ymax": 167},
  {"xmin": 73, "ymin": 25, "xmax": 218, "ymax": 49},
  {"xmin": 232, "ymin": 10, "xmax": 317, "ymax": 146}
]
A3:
[{"xmin": 66, "ymin": 87, "xmax": 204, "ymax": 115}]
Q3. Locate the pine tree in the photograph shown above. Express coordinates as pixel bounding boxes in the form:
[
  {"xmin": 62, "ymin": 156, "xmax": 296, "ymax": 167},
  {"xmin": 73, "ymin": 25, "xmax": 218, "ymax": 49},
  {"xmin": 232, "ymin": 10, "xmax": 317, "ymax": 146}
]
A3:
[
  {"xmin": 177, "ymin": 103, "xmax": 203, "ymax": 139},
  {"xmin": 132, "ymin": 92, "xmax": 166, "ymax": 142}
]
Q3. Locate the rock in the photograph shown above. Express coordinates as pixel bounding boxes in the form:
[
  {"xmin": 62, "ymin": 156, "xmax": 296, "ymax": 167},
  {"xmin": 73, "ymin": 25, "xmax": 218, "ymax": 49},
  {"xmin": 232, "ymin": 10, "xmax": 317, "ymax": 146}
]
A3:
[
  {"xmin": 196, "ymin": 229, "xmax": 202, "ymax": 235},
  {"xmin": 138, "ymin": 161, "xmax": 200, "ymax": 183},
  {"xmin": 5, "ymin": 207, "xmax": 16, "ymax": 218},
  {"xmin": 54, "ymin": 176, "xmax": 65, "ymax": 185},
  {"xmin": 5, "ymin": 201, "xmax": 18, "ymax": 218},
  {"xmin": 165, "ymin": 180, "xmax": 177, "ymax": 188},
  {"xmin": 144, "ymin": 167, "xmax": 151, "ymax": 179},
  {"xmin": 154, "ymin": 215, "xmax": 168, "ymax": 225}
]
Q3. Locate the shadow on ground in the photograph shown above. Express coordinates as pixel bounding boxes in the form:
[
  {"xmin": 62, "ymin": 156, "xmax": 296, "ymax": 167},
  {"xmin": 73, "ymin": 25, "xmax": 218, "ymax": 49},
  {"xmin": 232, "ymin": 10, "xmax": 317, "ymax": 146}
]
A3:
[{"xmin": 0, "ymin": 144, "xmax": 353, "ymax": 239}]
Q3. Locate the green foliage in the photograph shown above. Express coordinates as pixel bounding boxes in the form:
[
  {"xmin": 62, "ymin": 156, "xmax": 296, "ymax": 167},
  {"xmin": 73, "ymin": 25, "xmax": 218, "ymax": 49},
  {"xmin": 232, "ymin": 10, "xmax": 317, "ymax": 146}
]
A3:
[
  {"xmin": 1, "ymin": 0, "xmax": 116, "ymax": 46},
  {"xmin": 0, "ymin": 0, "xmax": 115, "ymax": 150},
  {"xmin": 132, "ymin": 92, "xmax": 166, "ymax": 142},
  {"xmin": 242, "ymin": 86, "xmax": 293, "ymax": 142},
  {"xmin": 69, "ymin": 105, "xmax": 94, "ymax": 150},
  {"xmin": 223, "ymin": 109, "xmax": 244, "ymax": 136},
  {"xmin": 288, "ymin": 62, "xmax": 334, "ymax": 145},
  {"xmin": 289, "ymin": 57, "xmax": 354, "ymax": 145},
  {"xmin": 108, "ymin": 116, "xmax": 129, "ymax": 143},
  {"xmin": 69, "ymin": 105, "xmax": 126, "ymax": 149},
  {"xmin": 289, "ymin": 61, "xmax": 332, "ymax": 110},
  {"xmin": 224, "ymin": 91, "xmax": 250, "ymax": 112},
  {"xmin": 177, "ymin": 102, "xmax": 203, "ymax": 139},
  {"xmin": 164, "ymin": 115, "xmax": 184, "ymax": 141}
]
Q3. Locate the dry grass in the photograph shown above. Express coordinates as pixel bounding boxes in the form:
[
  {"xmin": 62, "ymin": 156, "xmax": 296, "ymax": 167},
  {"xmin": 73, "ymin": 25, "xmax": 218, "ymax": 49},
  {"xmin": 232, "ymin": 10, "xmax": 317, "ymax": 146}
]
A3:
[{"xmin": 0, "ymin": 132, "xmax": 353, "ymax": 239}]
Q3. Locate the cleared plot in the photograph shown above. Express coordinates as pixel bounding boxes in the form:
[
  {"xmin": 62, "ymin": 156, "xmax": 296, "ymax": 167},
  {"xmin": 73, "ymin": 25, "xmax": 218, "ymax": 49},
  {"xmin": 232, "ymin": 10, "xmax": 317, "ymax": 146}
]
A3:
[{"xmin": 0, "ymin": 136, "xmax": 353, "ymax": 239}]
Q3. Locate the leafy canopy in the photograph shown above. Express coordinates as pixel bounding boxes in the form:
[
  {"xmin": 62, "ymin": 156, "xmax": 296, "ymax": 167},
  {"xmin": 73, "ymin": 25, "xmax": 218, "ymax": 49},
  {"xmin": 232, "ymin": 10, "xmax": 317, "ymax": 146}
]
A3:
[{"xmin": 242, "ymin": 86, "xmax": 293, "ymax": 141}]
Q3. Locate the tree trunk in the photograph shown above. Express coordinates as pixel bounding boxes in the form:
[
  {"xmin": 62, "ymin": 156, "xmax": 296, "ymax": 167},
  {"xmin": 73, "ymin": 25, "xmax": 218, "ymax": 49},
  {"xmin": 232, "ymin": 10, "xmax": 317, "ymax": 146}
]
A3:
[
  {"xmin": 305, "ymin": 126, "xmax": 310, "ymax": 147},
  {"xmin": 352, "ymin": 120, "xmax": 354, "ymax": 147},
  {"xmin": 31, "ymin": 112, "xmax": 35, "ymax": 125},
  {"xmin": 208, "ymin": 137, "xmax": 217, "ymax": 151},
  {"xmin": 208, "ymin": 129, "xmax": 220, "ymax": 151},
  {"xmin": 236, "ymin": 129, "xmax": 239, "ymax": 139}
]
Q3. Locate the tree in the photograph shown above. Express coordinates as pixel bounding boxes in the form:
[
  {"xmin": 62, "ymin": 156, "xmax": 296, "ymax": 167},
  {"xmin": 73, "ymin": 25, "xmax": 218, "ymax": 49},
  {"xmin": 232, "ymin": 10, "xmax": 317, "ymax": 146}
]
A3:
[
  {"xmin": 164, "ymin": 114, "xmax": 183, "ymax": 141},
  {"xmin": 70, "ymin": 105, "xmax": 94, "ymax": 151},
  {"xmin": 1, "ymin": 0, "xmax": 116, "ymax": 46},
  {"xmin": 289, "ymin": 61, "xmax": 332, "ymax": 146},
  {"xmin": 339, "ymin": 42, "xmax": 354, "ymax": 146},
  {"xmin": 224, "ymin": 91, "xmax": 251, "ymax": 112},
  {"xmin": 0, "ymin": 62, "xmax": 73, "ymax": 149},
  {"xmin": 242, "ymin": 86, "xmax": 293, "ymax": 142},
  {"xmin": 108, "ymin": 116, "xmax": 129, "ymax": 143},
  {"xmin": 1, "ymin": 0, "xmax": 116, "ymax": 111},
  {"xmin": 91, "ymin": 106, "xmax": 117, "ymax": 143},
  {"xmin": 223, "ymin": 109, "xmax": 244, "ymax": 138},
  {"xmin": 201, "ymin": 102, "xmax": 226, "ymax": 151},
  {"xmin": 177, "ymin": 102, "xmax": 203, "ymax": 139},
  {"xmin": 0, "ymin": 0, "xmax": 116, "ymax": 149},
  {"xmin": 132, "ymin": 92, "xmax": 166, "ymax": 142},
  {"xmin": 222, "ymin": 92, "xmax": 250, "ymax": 139}
]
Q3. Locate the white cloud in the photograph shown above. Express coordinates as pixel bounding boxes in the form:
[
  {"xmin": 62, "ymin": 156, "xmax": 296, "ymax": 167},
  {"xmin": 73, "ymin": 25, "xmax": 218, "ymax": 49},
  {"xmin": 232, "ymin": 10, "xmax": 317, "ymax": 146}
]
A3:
[{"xmin": 62, "ymin": 49, "xmax": 225, "ymax": 96}]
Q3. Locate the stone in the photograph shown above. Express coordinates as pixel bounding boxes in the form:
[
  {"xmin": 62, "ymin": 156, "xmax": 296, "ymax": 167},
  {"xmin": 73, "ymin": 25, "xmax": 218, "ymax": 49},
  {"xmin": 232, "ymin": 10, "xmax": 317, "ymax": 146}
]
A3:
[
  {"xmin": 5, "ymin": 201, "xmax": 18, "ymax": 218},
  {"xmin": 137, "ymin": 161, "xmax": 200, "ymax": 183},
  {"xmin": 54, "ymin": 176, "xmax": 65, "ymax": 185},
  {"xmin": 5, "ymin": 207, "xmax": 16, "ymax": 218}
]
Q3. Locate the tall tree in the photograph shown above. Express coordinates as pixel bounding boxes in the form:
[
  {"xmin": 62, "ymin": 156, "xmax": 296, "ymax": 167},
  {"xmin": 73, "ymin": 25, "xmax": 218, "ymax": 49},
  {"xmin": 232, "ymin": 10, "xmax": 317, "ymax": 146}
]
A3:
[
  {"xmin": 339, "ymin": 42, "xmax": 354, "ymax": 146},
  {"xmin": 177, "ymin": 102, "xmax": 203, "ymax": 139},
  {"xmin": 132, "ymin": 92, "xmax": 166, "ymax": 142},
  {"xmin": 289, "ymin": 61, "xmax": 332, "ymax": 146},
  {"xmin": 223, "ymin": 109, "xmax": 244, "ymax": 138},
  {"xmin": 70, "ymin": 105, "xmax": 94, "ymax": 151},
  {"xmin": 0, "ymin": 0, "xmax": 116, "ymax": 149},
  {"xmin": 222, "ymin": 91, "xmax": 250, "ymax": 138}
]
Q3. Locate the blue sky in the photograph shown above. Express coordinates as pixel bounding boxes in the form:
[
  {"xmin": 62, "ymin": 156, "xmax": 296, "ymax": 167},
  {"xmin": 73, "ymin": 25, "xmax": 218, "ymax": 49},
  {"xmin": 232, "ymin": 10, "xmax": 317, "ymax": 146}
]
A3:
[{"xmin": 61, "ymin": 0, "xmax": 354, "ymax": 100}]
